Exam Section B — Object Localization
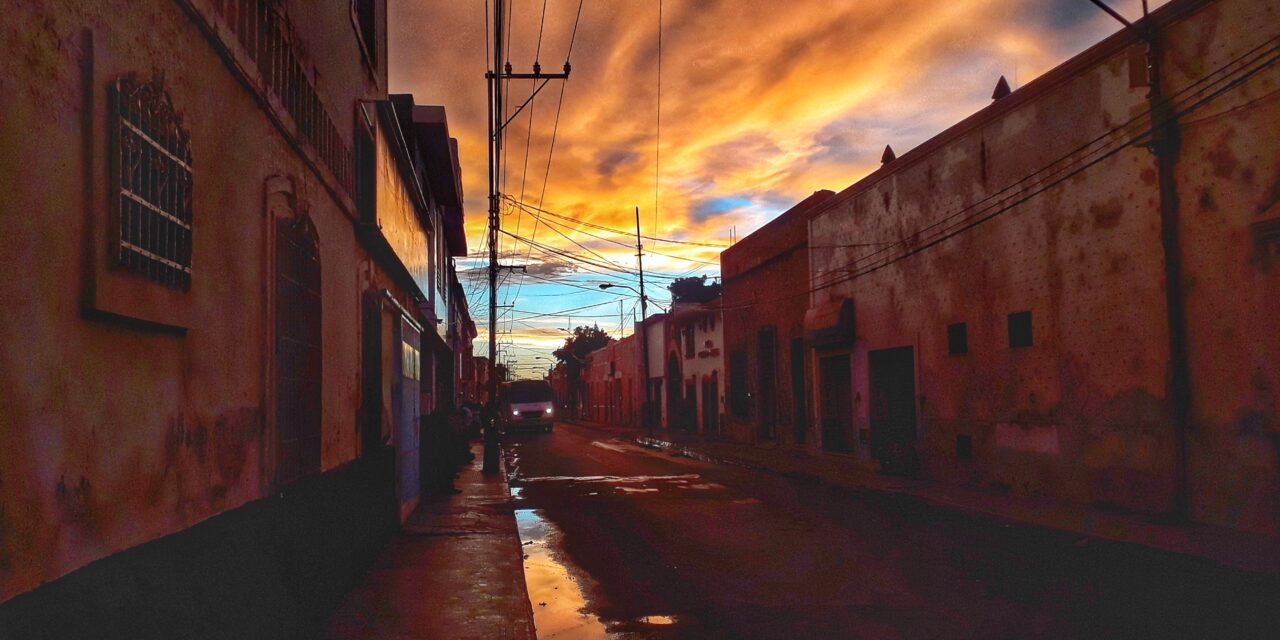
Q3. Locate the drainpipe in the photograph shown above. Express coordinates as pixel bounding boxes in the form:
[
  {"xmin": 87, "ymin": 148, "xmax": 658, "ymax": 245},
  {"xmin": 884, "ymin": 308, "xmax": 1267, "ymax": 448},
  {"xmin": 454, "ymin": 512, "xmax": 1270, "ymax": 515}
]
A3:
[
  {"xmin": 1148, "ymin": 26, "xmax": 1192, "ymax": 525},
  {"xmin": 1089, "ymin": 0, "xmax": 1190, "ymax": 522}
]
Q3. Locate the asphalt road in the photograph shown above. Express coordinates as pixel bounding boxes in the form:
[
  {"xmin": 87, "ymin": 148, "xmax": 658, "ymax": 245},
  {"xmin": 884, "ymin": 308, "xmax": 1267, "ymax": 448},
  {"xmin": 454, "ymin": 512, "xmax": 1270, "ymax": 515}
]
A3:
[{"xmin": 505, "ymin": 421, "xmax": 1280, "ymax": 640}]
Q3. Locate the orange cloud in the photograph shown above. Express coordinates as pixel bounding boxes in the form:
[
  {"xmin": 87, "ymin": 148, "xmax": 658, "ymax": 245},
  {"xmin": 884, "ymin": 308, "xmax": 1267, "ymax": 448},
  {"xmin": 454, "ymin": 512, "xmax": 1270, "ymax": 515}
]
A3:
[{"xmin": 390, "ymin": 0, "xmax": 1160, "ymax": 368}]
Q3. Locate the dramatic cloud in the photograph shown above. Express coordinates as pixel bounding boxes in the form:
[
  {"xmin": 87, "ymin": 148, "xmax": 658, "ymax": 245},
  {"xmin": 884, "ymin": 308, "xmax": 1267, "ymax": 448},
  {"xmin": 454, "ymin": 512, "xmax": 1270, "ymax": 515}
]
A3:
[{"xmin": 390, "ymin": 0, "xmax": 1163, "ymax": 372}]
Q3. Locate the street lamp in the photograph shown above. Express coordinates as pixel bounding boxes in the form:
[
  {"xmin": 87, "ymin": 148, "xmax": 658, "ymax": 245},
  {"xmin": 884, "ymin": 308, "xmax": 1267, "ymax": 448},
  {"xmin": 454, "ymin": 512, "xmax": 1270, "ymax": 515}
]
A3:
[
  {"xmin": 598, "ymin": 282, "xmax": 639, "ymax": 295},
  {"xmin": 599, "ymin": 283, "xmax": 666, "ymax": 312}
]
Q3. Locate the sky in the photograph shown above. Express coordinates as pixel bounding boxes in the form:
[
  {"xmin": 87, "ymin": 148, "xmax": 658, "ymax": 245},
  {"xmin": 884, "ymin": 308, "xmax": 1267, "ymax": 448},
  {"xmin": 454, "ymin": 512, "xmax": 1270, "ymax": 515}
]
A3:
[{"xmin": 388, "ymin": 0, "xmax": 1163, "ymax": 377}]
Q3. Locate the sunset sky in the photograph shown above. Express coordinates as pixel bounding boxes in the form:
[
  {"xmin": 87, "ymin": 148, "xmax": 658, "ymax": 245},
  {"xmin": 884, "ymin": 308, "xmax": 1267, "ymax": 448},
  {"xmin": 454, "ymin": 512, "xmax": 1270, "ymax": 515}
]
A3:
[{"xmin": 388, "ymin": 0, "xmax": 1162, "ymax": 376}]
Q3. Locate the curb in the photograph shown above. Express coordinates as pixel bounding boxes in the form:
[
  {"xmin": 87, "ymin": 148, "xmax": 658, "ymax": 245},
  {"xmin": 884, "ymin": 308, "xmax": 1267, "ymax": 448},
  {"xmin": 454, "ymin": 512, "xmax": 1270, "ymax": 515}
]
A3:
[{"xmin": 496, "ymin": 446, "xmax": 539, "ymax": 640}]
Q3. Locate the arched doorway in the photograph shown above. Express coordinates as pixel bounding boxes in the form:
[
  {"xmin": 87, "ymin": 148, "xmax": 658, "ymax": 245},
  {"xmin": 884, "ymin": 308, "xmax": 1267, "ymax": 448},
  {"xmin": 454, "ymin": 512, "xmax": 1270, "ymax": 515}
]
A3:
[
  {"xmin": 665, "ymin": 352, "xmax": 681, "ymax": 430},
  {"xmin": 274, "ymin": 213, "xmax": 321, "ymax": 486}
]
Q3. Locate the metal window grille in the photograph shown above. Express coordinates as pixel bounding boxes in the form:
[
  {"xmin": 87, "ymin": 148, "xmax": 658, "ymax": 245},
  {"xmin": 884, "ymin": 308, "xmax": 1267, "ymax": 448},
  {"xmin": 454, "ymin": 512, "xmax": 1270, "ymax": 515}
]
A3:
[
  {"xmin": 213, "ymin": 0, "xmax": 354, "ymax": 197},
  {"xmin": 112, "ymin": 73, "xmax": 194, "ymax": 290}
]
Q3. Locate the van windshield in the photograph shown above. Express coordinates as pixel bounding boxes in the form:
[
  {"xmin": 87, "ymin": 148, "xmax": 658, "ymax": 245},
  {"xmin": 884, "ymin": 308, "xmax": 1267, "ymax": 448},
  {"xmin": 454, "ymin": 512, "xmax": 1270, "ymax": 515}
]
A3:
[{"xmin": 505, "ymin": 381, "xmax": 554, "ymax": 404}]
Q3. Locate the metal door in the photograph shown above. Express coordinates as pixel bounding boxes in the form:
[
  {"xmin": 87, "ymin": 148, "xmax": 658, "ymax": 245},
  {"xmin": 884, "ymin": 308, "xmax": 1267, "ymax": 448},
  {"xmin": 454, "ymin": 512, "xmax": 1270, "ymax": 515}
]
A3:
[
  {"xmin": 393, "ymin": 317, "xmax": 421, "ymax": 519},
  {"xmin": 868, "ymin": 346, "xmax": 917, "ymax": 473}
]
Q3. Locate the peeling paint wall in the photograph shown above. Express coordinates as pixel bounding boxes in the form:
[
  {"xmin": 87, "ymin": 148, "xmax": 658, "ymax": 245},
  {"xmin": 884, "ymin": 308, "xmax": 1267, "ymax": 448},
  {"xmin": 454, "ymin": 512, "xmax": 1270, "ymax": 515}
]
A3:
[
  {"xmin": 0, "ymin": 0, "xmax": 387, "ymax": 602},
  {"xmin": 1164, "ymin": 0, "xmax": 1280, "ymax": 533},
  {"xmin": 806, "ymin": 0, "xmax": 1279, "ymax": 533}
]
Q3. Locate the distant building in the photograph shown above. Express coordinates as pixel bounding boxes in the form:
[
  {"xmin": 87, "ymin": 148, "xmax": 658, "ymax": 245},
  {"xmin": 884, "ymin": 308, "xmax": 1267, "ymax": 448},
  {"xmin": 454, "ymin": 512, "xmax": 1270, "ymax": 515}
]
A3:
[
  {"xmin": 802, "ymin": 0, "xmax": 1280, "ymax": 533},
  {"xmin": 666, "ymin": 298, "xmax": 725, "ymax": 434}
]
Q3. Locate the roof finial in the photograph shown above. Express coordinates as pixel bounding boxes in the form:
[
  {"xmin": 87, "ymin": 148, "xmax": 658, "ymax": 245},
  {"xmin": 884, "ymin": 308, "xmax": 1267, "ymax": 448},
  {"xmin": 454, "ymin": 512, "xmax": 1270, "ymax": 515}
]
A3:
[
  {"xmin": 881, "ymin": 145, "xmax": 896, "ymax": 164},
  {"xmin": 992, "ymin": 75, "xmax": 1012, "ymax": 100}
]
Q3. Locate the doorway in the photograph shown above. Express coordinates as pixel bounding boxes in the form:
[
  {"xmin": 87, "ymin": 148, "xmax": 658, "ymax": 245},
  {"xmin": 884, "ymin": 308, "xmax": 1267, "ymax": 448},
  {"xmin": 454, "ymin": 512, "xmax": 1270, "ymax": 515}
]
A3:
[
  {"xmin": 757, "ymin": 327, "xmax": 777, "ymax": 440},
  {"xmin": 819, "ymin": 354, "xmax": 853, "ymax": 452},
  {"xmin": 790, "ymin": 337, "xmax": 807, "ymax": 445},
  {"xmin": 702, "ymin": 374, "xmax": 720, "ymax": 438},
  {"xmin": 868, "ymin": 346, "xmax": 917, "ymax": 475},
  {"xmin": 274, "ymin": 215, "xmax": 321, "ymax": 486},
  {"xmin": 666, "ymin": 352, "xmax": 682, "ymax": 430}
]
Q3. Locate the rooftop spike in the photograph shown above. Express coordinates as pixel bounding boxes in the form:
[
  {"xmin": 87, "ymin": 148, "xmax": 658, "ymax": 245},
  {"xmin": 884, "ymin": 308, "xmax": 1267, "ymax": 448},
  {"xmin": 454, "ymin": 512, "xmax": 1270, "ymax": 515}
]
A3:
[
  {"xmin": 992, "ymin": 75, "xmax": 1012, "ymax": 100},
  {"xmin": 881, "ymin": 145, "xmax": 896, "ymax": 164}
]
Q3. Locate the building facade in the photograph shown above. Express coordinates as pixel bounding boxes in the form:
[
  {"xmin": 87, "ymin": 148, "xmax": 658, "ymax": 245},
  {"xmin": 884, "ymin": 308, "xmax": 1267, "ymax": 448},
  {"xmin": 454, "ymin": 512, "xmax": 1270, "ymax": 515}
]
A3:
[
  {"xmin": 0, "ymin": 0, "xmax": 471, "ymax": 629},
  {"xmin": 721, "ymin": 191, "xmax": 835, "ymax": 446},
  {"xmin": 804, "ymin": 0, "xmax": 1280, "ymax": 533},
  {"xmin": 666, "ymin": 300, "xmax": 725, "ymax": 435}
]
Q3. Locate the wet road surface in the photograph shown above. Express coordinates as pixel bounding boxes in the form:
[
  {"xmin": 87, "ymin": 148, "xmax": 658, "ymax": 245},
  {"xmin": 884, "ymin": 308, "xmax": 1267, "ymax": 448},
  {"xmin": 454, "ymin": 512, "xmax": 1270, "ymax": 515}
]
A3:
[{"xmin": 506, "ymin": 421, "xmax": 1280, "ymax": 639}]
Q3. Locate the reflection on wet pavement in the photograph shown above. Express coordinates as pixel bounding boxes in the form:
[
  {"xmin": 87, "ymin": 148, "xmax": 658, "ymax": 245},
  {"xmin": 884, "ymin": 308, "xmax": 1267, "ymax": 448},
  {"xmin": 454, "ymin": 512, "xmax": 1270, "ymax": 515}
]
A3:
[{"xmin": 515, "ymin": 508, "xmax": 609, "ymax": 639}]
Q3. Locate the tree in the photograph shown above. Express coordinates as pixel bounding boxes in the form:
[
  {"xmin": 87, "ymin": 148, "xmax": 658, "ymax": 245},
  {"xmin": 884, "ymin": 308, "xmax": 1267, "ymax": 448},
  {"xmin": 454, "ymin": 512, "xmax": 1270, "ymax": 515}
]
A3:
[
  {"xmin": 552, "ymin": 324, "xmax": 613, "ymax": 415},
  {"xmin": 668, "ymin": 275, "xmax": 721, "ymax": 304},
  {"xmin": 552, "ymin": 324, "xmax": 613, "ymax": 375}
]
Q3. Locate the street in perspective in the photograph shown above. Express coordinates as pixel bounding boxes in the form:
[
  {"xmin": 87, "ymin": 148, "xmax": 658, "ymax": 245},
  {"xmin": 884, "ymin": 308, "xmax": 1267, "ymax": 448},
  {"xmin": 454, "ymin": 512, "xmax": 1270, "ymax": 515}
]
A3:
[
  {"xmin": 3, "ymin": 0, "xmax": 1280, "ymax": 638},
  {"xmin": 505, "ymin": 422, "xmax": 1280, "ymax": 639}
]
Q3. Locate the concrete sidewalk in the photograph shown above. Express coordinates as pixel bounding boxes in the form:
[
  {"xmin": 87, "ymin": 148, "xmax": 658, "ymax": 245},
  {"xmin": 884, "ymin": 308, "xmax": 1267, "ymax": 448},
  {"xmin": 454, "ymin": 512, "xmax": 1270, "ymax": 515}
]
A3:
[
  {"xmin": 570, "ymin": 419, "xmax": 1280, "ymax": 575},
  {"xmin": 323, "ymin": 444, "xmax": 535, "ymax": 640}
]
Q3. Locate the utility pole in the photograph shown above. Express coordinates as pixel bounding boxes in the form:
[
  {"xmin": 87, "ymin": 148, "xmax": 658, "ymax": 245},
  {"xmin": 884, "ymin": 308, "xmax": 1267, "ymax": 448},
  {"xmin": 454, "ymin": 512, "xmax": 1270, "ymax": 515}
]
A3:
[
  {"xmin": 485, "ymin": 0, "xmax": 570, "ymax": 473},
  {"xmin": 1088, "ymin": 0, "xmax": 1189, "ymax": 522},
  {"xmin": 636, "ymin": 206, "xmax": 653, "ymax": 436}
]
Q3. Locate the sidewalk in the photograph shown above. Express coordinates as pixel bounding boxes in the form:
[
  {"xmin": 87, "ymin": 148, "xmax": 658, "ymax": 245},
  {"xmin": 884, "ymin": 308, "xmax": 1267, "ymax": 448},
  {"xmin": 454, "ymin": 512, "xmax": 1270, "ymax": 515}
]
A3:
[
  {"xmin": 323, "ymin": 443, "xmax": 536, "ymax": 640},
  {"xmin": 569, "ymin": 419, "xmax": 1280, "ymax": 575}
]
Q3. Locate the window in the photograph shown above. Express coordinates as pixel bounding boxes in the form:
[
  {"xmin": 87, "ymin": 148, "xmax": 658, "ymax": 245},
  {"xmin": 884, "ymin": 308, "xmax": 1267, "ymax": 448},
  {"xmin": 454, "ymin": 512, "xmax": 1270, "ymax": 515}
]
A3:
[
  {"xmin": 354, "ymin": 114, "xmax": 376, "ymax": 225},
  {"xmin": 947, "ymin": 322, "xmax": 968, "ymax": 355},
  {"xmin": 112, "ymin": 74, "xmax": 193, "ymax": 290},
  {"xmin": 1008, "ymin": 311, "xmax": 1033, "ymax": 348},
  {"xmin": 354, "ymin": 0, "xmax": 378, "ymax": 69},
  {"xmin": 685, "ymin": 326, "xmax": 695, "ymax": 359}
]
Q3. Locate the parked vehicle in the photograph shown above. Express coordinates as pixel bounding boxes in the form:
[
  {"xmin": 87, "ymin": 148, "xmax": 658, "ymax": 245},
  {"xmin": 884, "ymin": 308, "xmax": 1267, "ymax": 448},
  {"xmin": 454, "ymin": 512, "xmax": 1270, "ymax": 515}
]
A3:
[{"xmin": 500, "ymin": 380, "xmax": 556, "ymax": 433}]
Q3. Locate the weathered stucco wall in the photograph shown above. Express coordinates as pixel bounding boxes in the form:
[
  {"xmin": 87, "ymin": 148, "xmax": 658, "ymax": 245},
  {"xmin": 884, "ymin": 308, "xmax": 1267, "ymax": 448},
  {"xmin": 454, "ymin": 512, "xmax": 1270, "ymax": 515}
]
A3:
[
  {"xmin": 0, "ymin": 0, "xmax": 384, "ymax": 601},
  {"xmin": 1160, "ymin": 0, "xmax": 1280, "ymax": 532},
  {"xmin": 808, "ymin": 0, "xmax": 1279, "ymax": 532}
]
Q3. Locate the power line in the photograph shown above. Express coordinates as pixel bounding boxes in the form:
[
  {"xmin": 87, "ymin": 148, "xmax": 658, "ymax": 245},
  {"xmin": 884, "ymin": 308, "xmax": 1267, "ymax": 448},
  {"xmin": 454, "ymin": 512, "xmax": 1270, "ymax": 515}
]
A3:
[
  {"xmin": 654, "ymin": 0, "xmax": 663, "ymax": 242},
  {"xmin": 502, "ymin": 196, "xmax": 729, "ymax": 247},
  {"xmin": 714, "ymin": 32, "xmax": 1280, "ymax": 314},
  {"xmin": 509, "ymin": 199, "xmax": 723, "ymax": 266}
]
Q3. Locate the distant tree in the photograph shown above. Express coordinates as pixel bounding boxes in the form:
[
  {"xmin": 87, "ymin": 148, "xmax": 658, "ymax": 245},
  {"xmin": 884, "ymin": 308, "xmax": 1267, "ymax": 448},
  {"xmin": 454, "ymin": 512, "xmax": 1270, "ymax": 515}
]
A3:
[
  {"xmin": 552, "ymin": 324, "xmax": 613, "ymax": 375},
  {"xmin": 668, "ymin": 275, "xmax": 722, "ymax": 304},
  {"xmin": 553, "ymin": 324, "xmax": 613, "ymax": 414}
]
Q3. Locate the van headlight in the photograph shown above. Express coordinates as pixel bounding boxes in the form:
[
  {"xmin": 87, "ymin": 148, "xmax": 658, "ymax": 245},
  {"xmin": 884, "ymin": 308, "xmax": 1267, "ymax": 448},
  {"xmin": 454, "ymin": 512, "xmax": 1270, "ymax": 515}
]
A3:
[
  {"xmin": 544, "ymin": 407, "xmax": 553, "ymax": 414},
  {"xmin": 512, "ymin": 410, "xmax": 520, "ymax": 416}
]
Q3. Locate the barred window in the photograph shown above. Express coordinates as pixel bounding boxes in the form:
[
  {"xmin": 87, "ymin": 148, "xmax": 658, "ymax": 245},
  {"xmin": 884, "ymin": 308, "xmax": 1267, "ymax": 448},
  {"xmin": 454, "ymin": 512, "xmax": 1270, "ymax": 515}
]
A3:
[{"xmin": 112, "ymin": 73, "xmax": 193, "ymax": 290}]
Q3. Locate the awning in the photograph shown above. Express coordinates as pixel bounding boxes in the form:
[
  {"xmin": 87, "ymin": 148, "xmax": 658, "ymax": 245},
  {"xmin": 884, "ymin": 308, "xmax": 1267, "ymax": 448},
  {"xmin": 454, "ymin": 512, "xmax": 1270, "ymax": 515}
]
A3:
[{"xmin": 804, "ymin": 298, "xmax": 854, "ymax": 348}]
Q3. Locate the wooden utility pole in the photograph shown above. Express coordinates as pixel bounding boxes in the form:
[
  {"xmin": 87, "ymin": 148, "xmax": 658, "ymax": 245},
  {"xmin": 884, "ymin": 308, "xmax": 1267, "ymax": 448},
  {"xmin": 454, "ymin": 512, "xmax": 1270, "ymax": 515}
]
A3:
[
  {"xmin": 485, "ymin": 0, "xmax": 569, "ymax": 473},
  {"xmin": 636, "ymin": 206, "xmax": 653, "ymax": 436},
  {"xmin": 1088, "ymin": 0, "xmax": 1190, "ymax": 521}
]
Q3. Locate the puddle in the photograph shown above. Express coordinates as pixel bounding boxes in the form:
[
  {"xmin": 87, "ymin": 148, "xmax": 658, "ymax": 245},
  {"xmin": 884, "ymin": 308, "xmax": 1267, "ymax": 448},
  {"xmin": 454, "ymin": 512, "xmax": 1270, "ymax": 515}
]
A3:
[
  {"xmin": 515, "ymin": 508, "xmax": 609, "ymax": 639},
  {"xmin": 639, "ymin": 615, "xmax": 677, "ymax": 625},
  {"xmin": 520, "ymin": 474, "xmax": 701, "ymax": 484},
  {"xmin": 590, "ymin": 440, "xmax": 630, "ymax": 453}
]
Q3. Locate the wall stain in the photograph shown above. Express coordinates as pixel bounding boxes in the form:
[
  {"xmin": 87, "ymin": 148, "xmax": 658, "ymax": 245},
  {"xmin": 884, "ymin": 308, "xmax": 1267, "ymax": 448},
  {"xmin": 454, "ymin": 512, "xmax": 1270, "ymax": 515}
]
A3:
[
  {"xmin": 1090, "ymin": 198, "xmax": 1123, "ymax": 229},
  {"xmin": 1258, "ymin": 171, "xmax": 1280, "ymax": 216},
  {"xmin": 1199, "ymin": 189, "xmax": 1217, "ymax": 213},
  {"xmin": 1207, "ymin": 141, "xmax": 1239, "ymax": 180}
]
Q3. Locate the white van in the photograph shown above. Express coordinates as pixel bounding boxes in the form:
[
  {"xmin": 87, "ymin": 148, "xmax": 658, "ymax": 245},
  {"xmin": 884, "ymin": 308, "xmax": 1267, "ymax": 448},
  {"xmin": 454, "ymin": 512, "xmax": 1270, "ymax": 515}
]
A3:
[{"xmin": 500, "ymin": 380, "xmax": 555, "ymax": 433}]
